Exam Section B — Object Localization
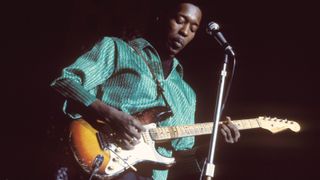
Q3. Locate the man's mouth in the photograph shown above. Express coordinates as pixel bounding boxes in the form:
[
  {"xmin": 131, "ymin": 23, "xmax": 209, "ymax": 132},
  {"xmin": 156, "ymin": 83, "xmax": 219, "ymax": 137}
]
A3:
[{"xmin": 171, "ymin": 38, "xmax": 184, "ymax": 49}]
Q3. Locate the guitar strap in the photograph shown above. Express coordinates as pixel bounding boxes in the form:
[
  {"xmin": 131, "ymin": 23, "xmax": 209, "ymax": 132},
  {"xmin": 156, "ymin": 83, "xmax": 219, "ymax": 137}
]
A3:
[{"xmin": 129, "ymin": 42, "xmax": 173, "ymax": 118}]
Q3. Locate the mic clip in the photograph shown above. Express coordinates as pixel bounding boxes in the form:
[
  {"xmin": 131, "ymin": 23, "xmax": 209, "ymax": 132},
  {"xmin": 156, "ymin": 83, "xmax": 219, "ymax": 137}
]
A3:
[{"xmin": 225, "ymin": 46, "xmax": 235, "ymax": 57}]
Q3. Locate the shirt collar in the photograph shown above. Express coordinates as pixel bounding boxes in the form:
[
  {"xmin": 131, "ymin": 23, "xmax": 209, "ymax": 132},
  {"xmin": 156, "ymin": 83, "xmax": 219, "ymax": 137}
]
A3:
[
  {"xmin": 129, "ymin": 38, "xmax": 184, "ymax": 78},
  {"xmin": 172, "ymin": 58, "xmax": 184, "ymax": 78},
  {"xmin": 129, "ymin": 38, "xmax": 152, "ymax": 51}
]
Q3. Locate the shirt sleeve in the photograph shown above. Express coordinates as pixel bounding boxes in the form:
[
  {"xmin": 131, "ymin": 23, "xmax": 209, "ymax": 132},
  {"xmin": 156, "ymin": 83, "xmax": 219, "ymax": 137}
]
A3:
[
  {"xmin": 171, "ymin": 136, "xmax": 195, "ymax": 151},
  {"xmin": 51, "ymin": 37, "xmax": 116, "ymax": 107}
]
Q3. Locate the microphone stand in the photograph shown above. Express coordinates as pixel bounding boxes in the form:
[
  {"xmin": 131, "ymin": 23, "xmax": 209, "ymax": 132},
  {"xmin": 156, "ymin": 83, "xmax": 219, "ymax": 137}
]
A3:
[{"xmin": 203, "ymin": 51, "xmax": 233, "ymax": 180}]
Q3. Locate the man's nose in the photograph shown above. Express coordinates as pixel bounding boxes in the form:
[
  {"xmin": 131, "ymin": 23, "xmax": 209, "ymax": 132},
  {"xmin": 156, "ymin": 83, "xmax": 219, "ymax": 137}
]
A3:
[{"xmin": 179, "ymin": 24, "xmax": 190, "ymax": 37}]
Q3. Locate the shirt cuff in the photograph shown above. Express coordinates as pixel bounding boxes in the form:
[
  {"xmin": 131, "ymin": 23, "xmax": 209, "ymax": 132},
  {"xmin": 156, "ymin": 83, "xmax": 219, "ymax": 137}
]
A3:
[{"xmin": 51, "ymin": 78, "xmax": 96, "ymax": 107}]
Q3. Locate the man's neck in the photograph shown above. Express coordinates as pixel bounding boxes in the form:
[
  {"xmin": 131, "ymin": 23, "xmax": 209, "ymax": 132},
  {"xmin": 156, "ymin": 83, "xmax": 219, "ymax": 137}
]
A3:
[
  {"xmin": 149, "ymin": 37, "xmax": 175, "ymax": 78},
  {"xmin": 162, "ymin": 58, "xmax": 173, "ymax": 78}
]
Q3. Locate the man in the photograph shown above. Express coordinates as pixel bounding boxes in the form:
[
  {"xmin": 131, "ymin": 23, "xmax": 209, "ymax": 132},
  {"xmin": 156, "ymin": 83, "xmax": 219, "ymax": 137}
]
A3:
[{"xmin": 51, "ymin": 1, "xmax": 240, "ymax": 179}]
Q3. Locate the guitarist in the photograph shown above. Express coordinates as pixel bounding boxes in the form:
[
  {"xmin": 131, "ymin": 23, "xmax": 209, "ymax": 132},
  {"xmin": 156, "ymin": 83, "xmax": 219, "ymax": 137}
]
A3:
[{"xmin": 51, "ymin": 0, "xmax": 240, "ymax": 179}]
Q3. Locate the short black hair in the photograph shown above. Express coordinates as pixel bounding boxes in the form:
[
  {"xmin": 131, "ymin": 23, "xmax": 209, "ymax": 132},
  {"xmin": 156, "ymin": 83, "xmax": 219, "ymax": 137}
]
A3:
[
  {"xmin": 122, "ymin": 1, "xmax": 205, "ymax": 41},
  {"xmin": 155, "ymin": 0, "xmax": 204, "ymax": 19},
  {"xmin": 170, "ymin": 0, "xmax": 203, "ymax": 11},
  {"xmin": 152, "ymin": 0, "xmax": 204, "ymax": 30}
]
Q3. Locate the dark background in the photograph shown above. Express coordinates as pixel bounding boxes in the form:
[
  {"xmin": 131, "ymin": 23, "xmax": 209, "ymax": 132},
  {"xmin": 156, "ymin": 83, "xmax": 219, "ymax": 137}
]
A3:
[{"xmin": 3, "ymin": 0, "xmax": 319, "ymax": 179}]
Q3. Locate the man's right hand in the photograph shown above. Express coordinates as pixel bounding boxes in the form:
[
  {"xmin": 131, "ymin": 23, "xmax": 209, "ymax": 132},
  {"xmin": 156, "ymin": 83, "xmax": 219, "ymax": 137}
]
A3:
[{"xmin": 89, "ymin": 100, "xmax": 146, "ymax": 150}]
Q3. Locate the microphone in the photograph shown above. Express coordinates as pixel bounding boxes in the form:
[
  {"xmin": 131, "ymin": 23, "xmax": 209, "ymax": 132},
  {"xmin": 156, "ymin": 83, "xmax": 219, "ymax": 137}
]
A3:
[{"xmin": 206, "ymin": 21, "xmax": 235, "ymax": 56}]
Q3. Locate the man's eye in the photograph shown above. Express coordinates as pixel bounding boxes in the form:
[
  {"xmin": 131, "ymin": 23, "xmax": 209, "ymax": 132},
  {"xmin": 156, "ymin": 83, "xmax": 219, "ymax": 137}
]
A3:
[
  {"xmin": 190, "ymin": 25, "xmax": 198, "ymax": 33},
  {"xmin": 176, "ymin": 17, "xmax": 184, "ymax": 24}
]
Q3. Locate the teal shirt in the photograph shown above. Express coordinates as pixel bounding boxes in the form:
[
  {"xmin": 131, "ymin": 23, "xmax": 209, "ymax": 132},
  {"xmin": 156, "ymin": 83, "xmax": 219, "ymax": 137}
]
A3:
[{"xmin": 51, "ymin": 37, "xmax": 196, "ymax": 179}]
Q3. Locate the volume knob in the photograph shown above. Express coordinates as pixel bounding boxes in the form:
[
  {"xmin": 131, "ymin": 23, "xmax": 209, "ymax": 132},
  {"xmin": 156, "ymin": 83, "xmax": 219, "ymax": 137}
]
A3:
[{"xmin": 107, "ymin": 165, "xmax": 115, "ymax": 171}]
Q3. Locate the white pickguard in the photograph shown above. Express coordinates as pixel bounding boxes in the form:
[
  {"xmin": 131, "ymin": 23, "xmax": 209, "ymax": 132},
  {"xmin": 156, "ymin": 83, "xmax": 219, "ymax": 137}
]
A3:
[{"xmin": 104, "ymin": 123, "xmax": 175, "ymax": 178}]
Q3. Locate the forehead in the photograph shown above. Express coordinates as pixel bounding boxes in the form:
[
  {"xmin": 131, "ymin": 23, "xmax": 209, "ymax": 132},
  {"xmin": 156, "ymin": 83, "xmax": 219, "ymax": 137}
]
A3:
[{"xmin": 175, "ymin": 3, "xmax": 202, "ymax": 25}]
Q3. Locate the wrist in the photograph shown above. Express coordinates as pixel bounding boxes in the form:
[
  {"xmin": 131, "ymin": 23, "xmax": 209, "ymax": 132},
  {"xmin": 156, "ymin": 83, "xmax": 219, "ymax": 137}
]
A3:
[{"xmin": 89, "ymin": 99, "xmax": 112, "ymax": 120}]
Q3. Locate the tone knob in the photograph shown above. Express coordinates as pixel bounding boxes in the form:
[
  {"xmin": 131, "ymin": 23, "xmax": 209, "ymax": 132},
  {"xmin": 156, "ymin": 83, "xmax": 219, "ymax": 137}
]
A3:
[
  {"xmin": 107, "ymin": 165, "xmax": 115, "ymax": 171},
  {"xmin": 115, "ymin": 147, "xmax": 122, "ymax": 153}
]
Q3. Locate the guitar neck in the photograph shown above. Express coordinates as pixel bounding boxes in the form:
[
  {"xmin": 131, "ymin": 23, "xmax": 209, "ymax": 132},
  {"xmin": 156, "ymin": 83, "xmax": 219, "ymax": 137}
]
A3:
[{"xmin": 149, "ymin": 118, "xmax": 260, "ymax": 141}]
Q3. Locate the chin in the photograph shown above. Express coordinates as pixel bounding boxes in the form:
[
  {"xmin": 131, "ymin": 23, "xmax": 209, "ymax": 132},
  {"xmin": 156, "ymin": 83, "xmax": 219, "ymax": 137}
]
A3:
[{"xmin": 168, "ymin": 47, "xmax": 181, "ymax": 57}]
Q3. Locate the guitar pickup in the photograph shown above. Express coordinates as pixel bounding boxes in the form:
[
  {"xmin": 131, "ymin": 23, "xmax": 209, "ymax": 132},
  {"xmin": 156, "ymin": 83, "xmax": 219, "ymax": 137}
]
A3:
[
  {"xmin": 96, "ymin": 132, "xmax": 109, "ymax": 150},
  {"xmin": 156, "ymin": 109, "xmax": 173, "ymax": 122}
]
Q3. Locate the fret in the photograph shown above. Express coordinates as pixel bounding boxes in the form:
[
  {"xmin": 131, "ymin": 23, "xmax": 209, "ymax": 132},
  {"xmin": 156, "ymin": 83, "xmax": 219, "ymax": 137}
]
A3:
[
  {"xmin": 164, "ymin": 127, "xmax": 171, "ymax": 139},
  {"xmin": 168, "ymin": 127, "xmax": 175, "ymax": 139},
  {"xmin": 249, "ymin": 119, "xmax": 260, "ymax": 128},
  {"xmin": 203, "ymin": 123, "xmax": 209, "ymax": 134},
  {"xmin": 181, "ymin": 126, "xmax": 186, "ymax": 135},
  {"xmin": 189, "ymin": 126, "xmax": 194, "ymax": 135},
  {"xmin": 166, "ymin": 127, "xmax": 172, "ymax": 139},
  {"xmin": 181, "ymin": 126, "xmax": 186, "ymax": 136},
  {"xmin": 172, "ymin": 126, "xmax": 179, "ymax": 138},
  {"xmin": 175, "ymin": 126, "xmax": 181, "ymax": 138},
  {"xmin": 151, "ymin": 127, "xmax": 170, "ymax": 140},
  {"xmin": 198, "ymin": 124, "xmax": 202, "ymax": 133},
  {"xmin": 157, "ymin": 128, "xmax": 162, "ymax": 137},
  {"xmin": 242, "ymin": 120, "xmax": 250, "ymax": 129},
  {"xmin": 195, "ymin": 124, "xmax": 201, "ymax": 134},
  {"xmin": 149, "ymin": 129, "xmax": 157, "ymax": 140},
  {"xmin": 233, "ymin": 120, "xmax": 246, "ymax": 129},
  {"xmin": 232, "ymin": 121, "xmax": 243, "ymax": 129},
  {"xmin": 202, "ymin": 123, "xmax": 212, "ymax": 134},
  {"xmin": 194, "ymin": 125, "xmax": 198, "ymax": 134},
  {"xmin": 185, "ymin": 125, "xmax": 190, "ymax": 135},
  {"xmin": 177, "ymin": 126, "xmax": 182, "ymax": 137}
]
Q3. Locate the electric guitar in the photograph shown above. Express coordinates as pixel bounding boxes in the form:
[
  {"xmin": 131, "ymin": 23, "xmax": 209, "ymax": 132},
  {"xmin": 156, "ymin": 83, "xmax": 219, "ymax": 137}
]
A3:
[{"xmin": 69, "ymin": 107, "xmax": 301, "ymax": 179}]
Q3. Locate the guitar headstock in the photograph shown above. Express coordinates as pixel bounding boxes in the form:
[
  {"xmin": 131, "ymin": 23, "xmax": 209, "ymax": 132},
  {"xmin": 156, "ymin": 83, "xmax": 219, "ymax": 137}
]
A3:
[{"xmin": 257, "ymin": 116, "xmax": 301, "ymax": 133}]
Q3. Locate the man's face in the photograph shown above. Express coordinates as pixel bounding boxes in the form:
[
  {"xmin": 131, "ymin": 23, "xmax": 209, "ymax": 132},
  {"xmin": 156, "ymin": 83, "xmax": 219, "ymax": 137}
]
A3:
[{"xmin": 165, "ymin": 3, "xmax": 202, "ymax": 57}]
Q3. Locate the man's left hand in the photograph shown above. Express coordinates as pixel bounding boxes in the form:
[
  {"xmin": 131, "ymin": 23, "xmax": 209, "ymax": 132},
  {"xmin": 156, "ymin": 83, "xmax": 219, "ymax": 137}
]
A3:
[{"xmin": 220, "ymin": 116, "xmax": 240, "ymax": 143}]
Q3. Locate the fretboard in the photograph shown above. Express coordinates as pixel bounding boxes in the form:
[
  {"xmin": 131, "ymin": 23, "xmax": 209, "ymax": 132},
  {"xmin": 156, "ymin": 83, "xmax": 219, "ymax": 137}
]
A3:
[{"xmin": 148, "ymin": 118, "xmax": 260, "ymax": 141}]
